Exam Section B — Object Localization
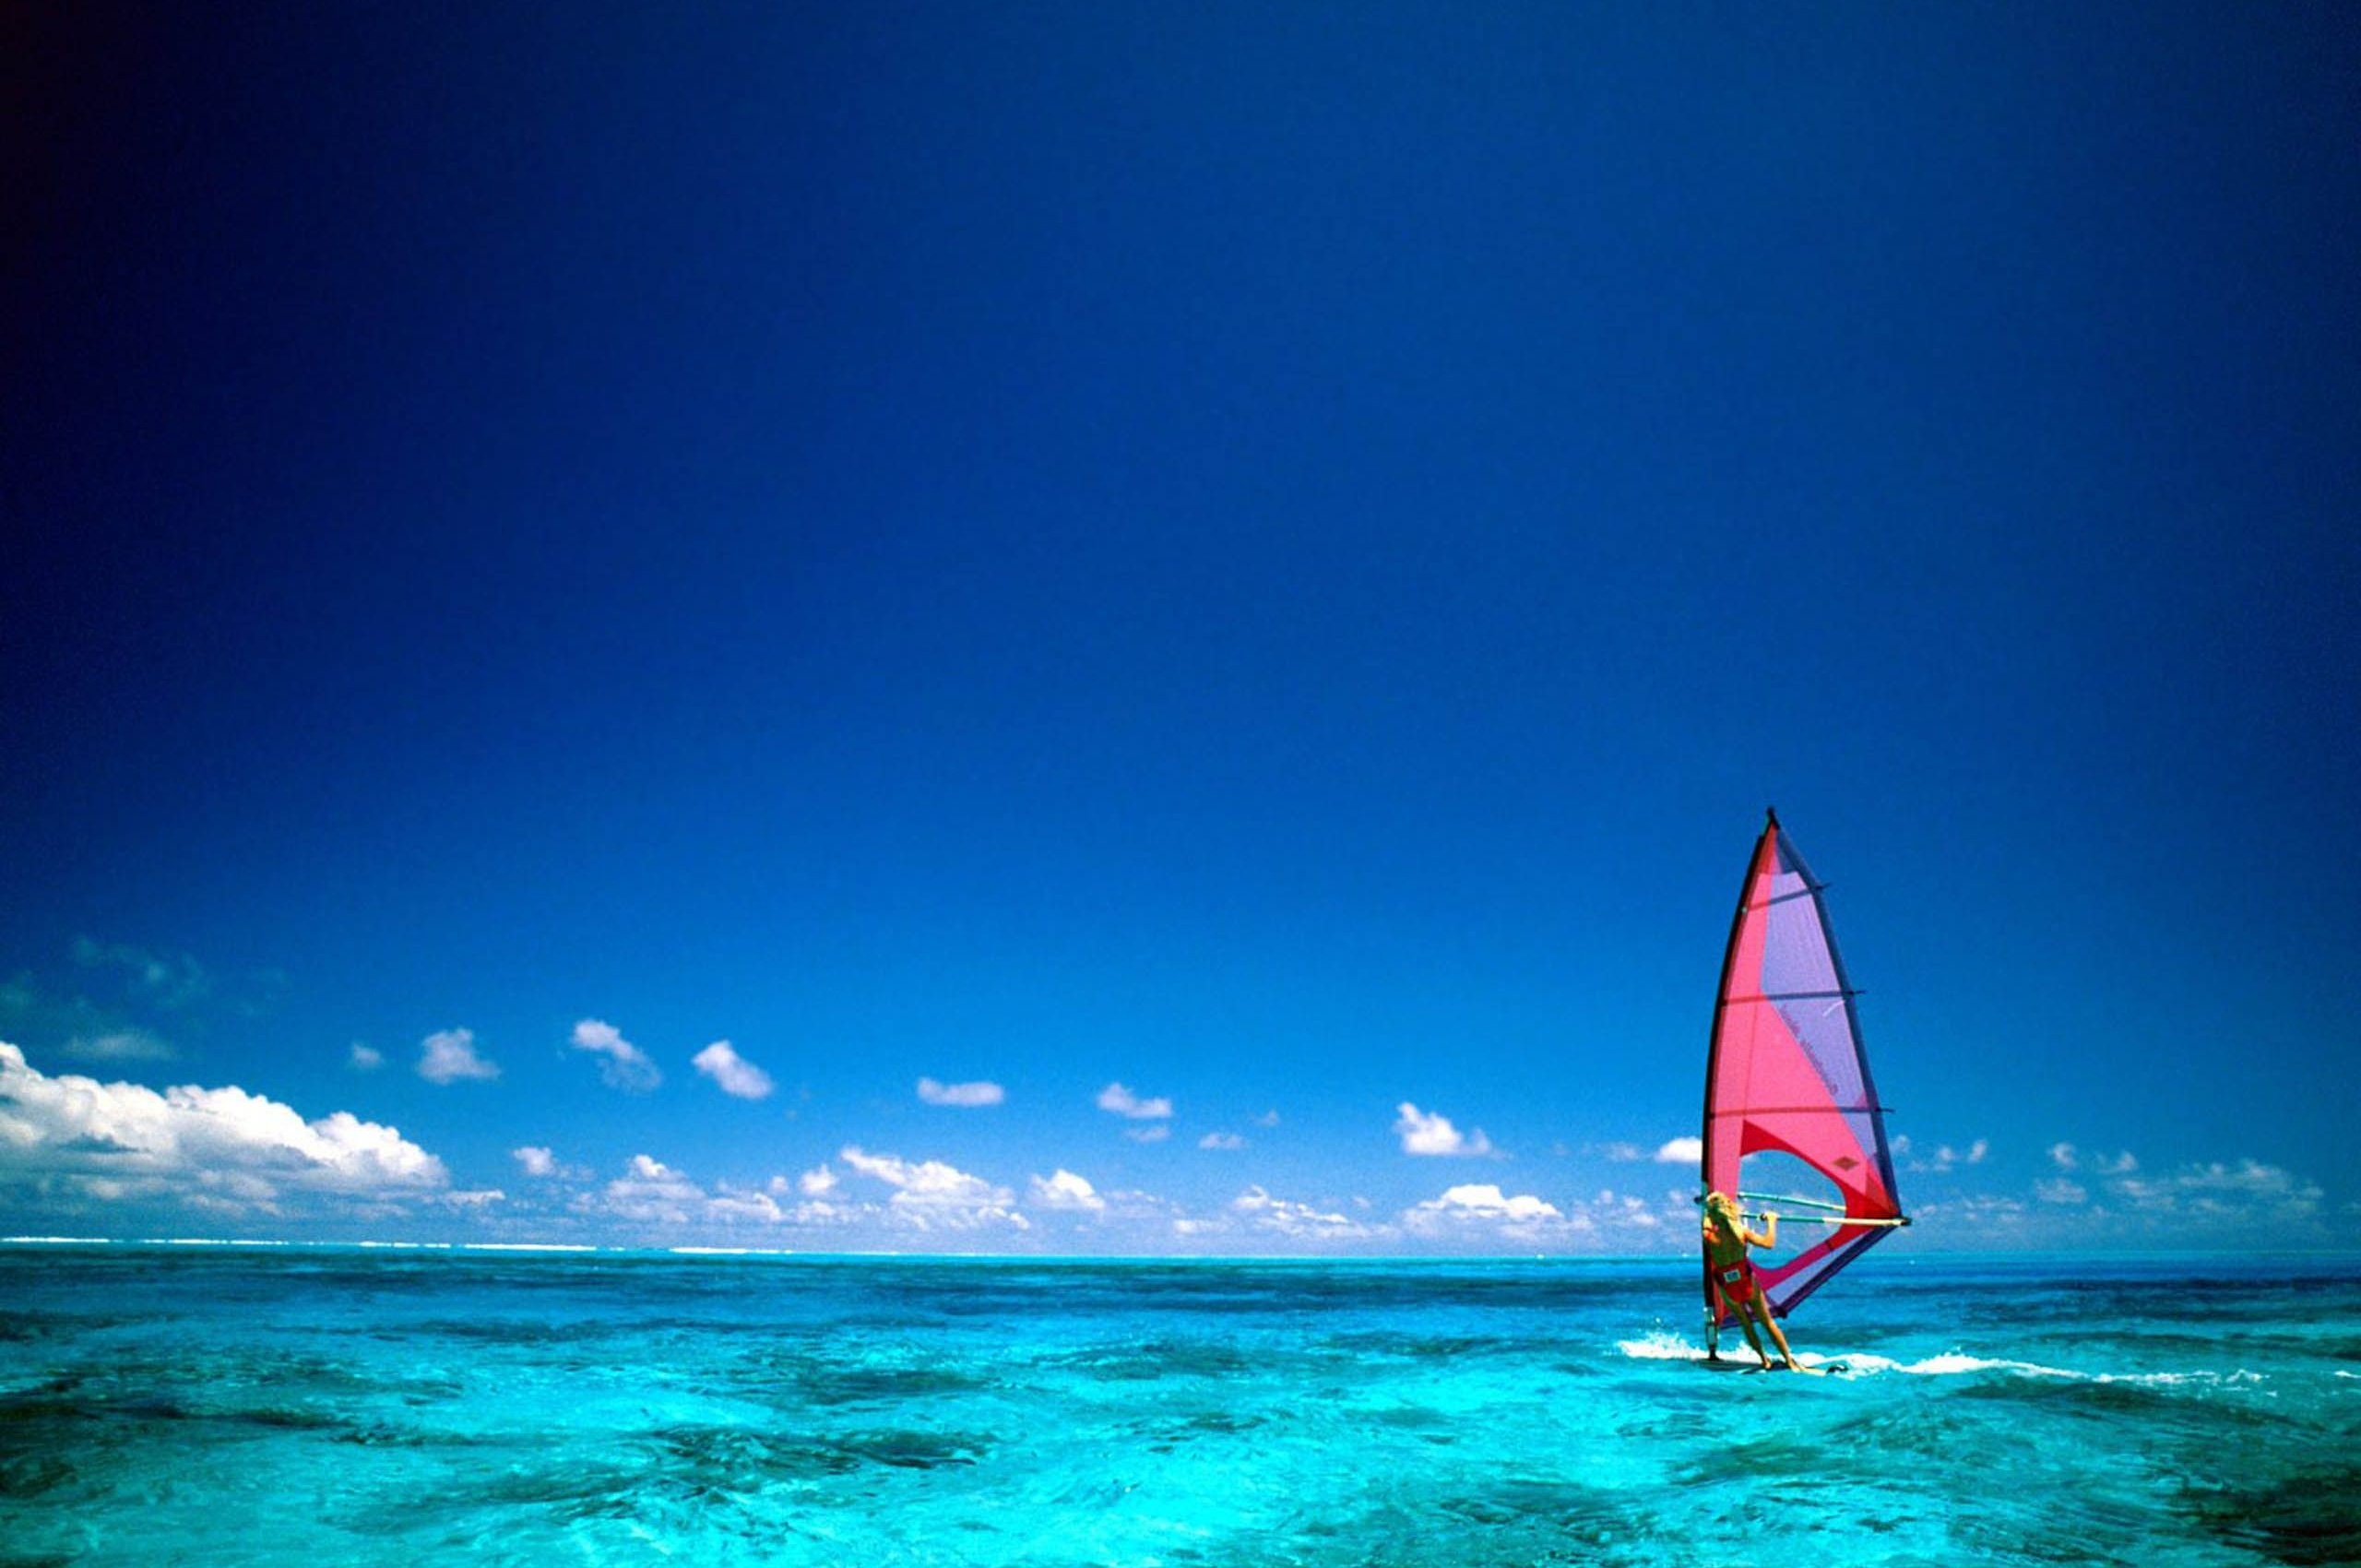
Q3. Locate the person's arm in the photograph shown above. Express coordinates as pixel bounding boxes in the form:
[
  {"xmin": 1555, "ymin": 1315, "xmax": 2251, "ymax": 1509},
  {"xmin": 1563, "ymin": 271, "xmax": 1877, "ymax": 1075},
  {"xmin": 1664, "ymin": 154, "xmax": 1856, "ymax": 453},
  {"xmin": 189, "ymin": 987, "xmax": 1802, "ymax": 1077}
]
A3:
[{"xmin": 1747, "ymin": 1213, "xmax": 1779, "ymax": 1250}]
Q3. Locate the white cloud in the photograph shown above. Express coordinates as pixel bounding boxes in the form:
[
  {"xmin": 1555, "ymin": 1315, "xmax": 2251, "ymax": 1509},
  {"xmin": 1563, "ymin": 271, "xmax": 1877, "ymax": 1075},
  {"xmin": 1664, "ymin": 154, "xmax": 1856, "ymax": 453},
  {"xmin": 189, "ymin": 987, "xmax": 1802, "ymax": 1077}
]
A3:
[
  {"xmin": 348, "ymin": 1043, "xmax": 384, "ymax": 1072},
  {"xmin": 1944, "ymin": 1145, "xmax": 2328, "ymax": 1246},
  {"xmin": 1394, "ymin": 1102, "xmax": 1495, "ymax": 1158},
  {"xmin": 1198, "ymin": 1132, "xmax": 1246, "ymax": 1150},
  {"xmin": 570, "ymin": 1019, "xmax": 660, "ymax": 1094},
  {"xmin": 839, "ymin": 1146, "xmax": 997, "ymax": 1200},
  {"xmin": 2050, "ymin": 1143, "xmax": 2135, "ymax": 1177},
  {"xmin": 1125, "ymin": 1125, "xmax": 1171, "ymax": 1145},
  {"xmin": 1097, "ymin": 1082, "xmax": 1172, "ymax": 1120},
  {"xmin": 1253, "ymin": 1109, "xmax": 1281, "ymax": 1128},
  {"xmin": 1403, "ymin": 1183, "xmax": 1567, "ymax": 1233},
  {"xmin": 559, "ymin": 1153, "xmax": 810, "ymax": 1231},
  {"xmin": 1029, "ymin": 1170, "xmax": 1106, "ymax": 1213},
  {"xmin": 2112, "ymin": 1158, "xmax": 2318, "ymax": 1217},
  {"xmin": 692, "ymin": 1039, "xmax": 774, "ymax": 1100},
  {"xmin": 1592, "ymin": 1189, "xmax": 1674, "ymax": 1230},
  {"xmin": 0, "ymin": 1040, "xmax": 452, "ymax": 1218},
  {"xmin": 1596, "ymin": 1141, "xmax": 1646, "ymax": 1163},
  {"xmin": 589, "ymin": 1154, "xmax": 707, "ymax": 1226},
  {"xmin": 1909, "ymin": 1138, "xmax": 1992, "ymax": 1174},
  {"xmin": 506, "ymin": 1145, "xmax": 591, "ymax": 1183},
  {"xmin": 1653, "ymin": 1135, "xmax": 1703, "ymax": 1167},
  {"xmin": 797, "ymin": 1164, "xmax": 838, "ymax": 1196},
  {"xmin": 919, "ymin": 1076, "xmax": 1004, "ymax": 1108},
  {"xmin": 838, "ymin": 1146, "xmax": 1027, "ymax": 1230},
  {"xmin": 418, "ymin": 1028, "xmax": 498, "ymax": 1085},
  {"xmin": 1421, "ymin": 1184, "xmax": 1558, "ymax": 1220},
  {"xmin": 706, "ymin": 1184, "xmax": 786, "ymax": 1224},
  {"xmin": 1230, "ymin": 1184, "xmax": 1382, "ymax": 1241}
]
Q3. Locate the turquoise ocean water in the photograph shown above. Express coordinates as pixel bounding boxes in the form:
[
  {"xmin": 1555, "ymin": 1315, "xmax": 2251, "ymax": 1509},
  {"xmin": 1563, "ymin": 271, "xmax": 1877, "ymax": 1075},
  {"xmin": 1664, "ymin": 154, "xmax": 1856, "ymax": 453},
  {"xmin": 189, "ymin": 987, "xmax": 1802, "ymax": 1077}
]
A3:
[{"xmin": 3, "ymin": 1245, "xmax": 2354, "ymax": 1566}]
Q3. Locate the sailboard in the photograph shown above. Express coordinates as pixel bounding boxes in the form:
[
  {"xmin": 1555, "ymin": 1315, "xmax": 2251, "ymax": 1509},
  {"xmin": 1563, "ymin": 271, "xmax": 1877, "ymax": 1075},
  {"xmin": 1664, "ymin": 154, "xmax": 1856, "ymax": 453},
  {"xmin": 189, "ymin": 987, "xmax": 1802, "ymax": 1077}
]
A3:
[{"xmin": 1701, "ymin": 810, "xmax": 1905, "ymax": 1342}]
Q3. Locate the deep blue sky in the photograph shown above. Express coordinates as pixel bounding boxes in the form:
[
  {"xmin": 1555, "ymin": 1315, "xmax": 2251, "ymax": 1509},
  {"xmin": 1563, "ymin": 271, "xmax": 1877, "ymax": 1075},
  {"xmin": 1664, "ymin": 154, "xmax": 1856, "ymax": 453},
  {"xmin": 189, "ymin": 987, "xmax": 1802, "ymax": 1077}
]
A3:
[{"xmin": 5, "ymin": 3, "xmax": 2355, "ymax": 1252}]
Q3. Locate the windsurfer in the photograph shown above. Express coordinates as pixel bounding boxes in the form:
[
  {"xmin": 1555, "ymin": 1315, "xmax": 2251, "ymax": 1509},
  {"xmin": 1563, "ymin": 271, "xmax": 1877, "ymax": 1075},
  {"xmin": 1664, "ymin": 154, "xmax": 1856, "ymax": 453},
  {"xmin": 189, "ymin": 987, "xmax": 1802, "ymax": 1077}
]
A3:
[{"xmin": 1703, "ymin": 1192, "xmax": 1800, "ymax": 1371}]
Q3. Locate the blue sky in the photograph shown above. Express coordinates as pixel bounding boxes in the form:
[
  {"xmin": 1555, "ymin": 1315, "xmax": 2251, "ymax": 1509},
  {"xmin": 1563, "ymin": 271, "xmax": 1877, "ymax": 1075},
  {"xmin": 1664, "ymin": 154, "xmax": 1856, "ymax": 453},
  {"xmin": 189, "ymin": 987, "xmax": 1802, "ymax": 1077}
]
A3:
[{"xmin": 4, "ymin": 3, "xmax": 2355, "ymax": 1253}]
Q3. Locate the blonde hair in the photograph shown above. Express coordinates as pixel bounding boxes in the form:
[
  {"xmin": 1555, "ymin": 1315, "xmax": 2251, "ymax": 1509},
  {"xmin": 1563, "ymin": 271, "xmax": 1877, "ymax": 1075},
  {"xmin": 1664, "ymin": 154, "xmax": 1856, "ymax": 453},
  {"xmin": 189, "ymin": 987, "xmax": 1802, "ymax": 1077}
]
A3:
[{"xmin": 1703, "ymin": 1192, "xmax": 1742, "ymax": 1229}]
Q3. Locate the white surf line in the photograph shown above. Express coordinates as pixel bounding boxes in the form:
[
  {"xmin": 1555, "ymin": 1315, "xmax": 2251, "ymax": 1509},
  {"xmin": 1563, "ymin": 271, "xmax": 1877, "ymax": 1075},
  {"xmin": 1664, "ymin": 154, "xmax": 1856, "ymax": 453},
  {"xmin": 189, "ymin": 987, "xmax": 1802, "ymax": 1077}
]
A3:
[
  {"xmin": 1618, "ymin": 1335, "xmax": 2260, "ymax": 1386},
  {"xmin": 1, "ymin": 1235, "xmax": 113, "ymax": 1244}
]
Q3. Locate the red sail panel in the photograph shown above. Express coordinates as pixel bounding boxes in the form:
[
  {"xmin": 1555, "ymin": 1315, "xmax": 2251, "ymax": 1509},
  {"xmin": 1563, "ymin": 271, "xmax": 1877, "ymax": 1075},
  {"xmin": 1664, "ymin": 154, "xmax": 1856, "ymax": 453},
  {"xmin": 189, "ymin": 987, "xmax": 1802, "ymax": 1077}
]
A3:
[{"xmin": 1702, "ymin": 814, "xmax": 1902, "ymax": 1324}]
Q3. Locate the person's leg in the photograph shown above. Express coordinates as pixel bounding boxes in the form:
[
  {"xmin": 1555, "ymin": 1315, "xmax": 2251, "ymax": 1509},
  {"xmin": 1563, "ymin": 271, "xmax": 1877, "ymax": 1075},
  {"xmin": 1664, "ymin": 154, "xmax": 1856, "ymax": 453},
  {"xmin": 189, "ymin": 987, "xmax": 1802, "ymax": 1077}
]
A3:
[
  {"xmin": 1747, "ymin": 1298, "xmax": 1799, "ymax": 1370},
  {"xmin": 1724, "ymin": 1289, "xmax": 1769, "ymax": 1364}
]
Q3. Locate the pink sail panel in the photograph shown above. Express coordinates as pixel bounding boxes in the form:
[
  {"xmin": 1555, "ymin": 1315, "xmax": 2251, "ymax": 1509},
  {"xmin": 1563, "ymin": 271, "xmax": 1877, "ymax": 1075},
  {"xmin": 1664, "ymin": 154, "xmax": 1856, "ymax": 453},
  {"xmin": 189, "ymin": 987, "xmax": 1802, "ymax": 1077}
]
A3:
[{"xmin": 1702, "ymin": 813, "xmax": 1902, "ymax": 1324}]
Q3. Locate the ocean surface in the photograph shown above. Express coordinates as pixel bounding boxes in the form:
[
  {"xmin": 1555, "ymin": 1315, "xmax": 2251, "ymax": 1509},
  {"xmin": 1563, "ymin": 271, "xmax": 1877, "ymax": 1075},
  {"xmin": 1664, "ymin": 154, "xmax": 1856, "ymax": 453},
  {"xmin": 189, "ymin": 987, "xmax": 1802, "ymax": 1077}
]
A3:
[{"xmin": 2, "ymin": 1245, "xmax": 2354, "ymax": 1567}]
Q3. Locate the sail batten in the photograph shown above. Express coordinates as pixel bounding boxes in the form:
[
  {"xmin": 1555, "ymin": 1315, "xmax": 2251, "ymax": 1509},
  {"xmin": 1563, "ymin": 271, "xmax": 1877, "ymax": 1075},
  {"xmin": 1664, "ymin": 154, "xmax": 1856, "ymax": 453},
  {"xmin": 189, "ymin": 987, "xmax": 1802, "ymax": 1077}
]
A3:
[
  {"xmin": 1708, "ymin": 1105, "xmax": 1885, "ymax": 1118},
  {"xmin": 1701, "ymin": 813, "xmax": 1904, "ymax": 1327}
]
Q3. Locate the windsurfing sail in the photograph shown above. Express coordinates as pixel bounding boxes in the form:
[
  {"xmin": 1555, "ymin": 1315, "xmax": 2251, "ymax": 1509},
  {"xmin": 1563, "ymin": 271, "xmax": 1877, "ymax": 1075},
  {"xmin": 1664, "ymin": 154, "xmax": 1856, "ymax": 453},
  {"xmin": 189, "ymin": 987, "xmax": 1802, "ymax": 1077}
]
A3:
[{"xmin": 1702, "ymin": 809, "xmax": 1904, "ymax": 1328}]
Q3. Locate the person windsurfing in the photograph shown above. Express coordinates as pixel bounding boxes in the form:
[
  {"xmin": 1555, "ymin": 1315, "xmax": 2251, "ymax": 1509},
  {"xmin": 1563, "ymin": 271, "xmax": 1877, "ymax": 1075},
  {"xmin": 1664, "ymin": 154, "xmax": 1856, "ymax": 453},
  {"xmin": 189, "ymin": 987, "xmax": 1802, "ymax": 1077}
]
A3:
[{"xmin": 1703, "ymin": 1191, "xmax": 1801, "ymax": 1371}]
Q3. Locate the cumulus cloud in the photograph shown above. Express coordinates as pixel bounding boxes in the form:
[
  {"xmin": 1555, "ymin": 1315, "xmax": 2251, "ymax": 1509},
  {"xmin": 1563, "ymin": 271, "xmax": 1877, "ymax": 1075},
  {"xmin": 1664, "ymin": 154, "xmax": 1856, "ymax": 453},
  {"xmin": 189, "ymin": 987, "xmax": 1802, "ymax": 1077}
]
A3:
[
  {"xmin": 692, "ymin": 1039, "xmax": 774, "ymax": 1100},
  {"xmin": 1909, "ymin": 1138, "xmax": 1990, "ymax": 1174},
  {"xmin": 1253, "ymin": 1109, "xmax": 1281, "ymax": 1128},
  {"xmin": 919, "ymin": 1077, "xmax": 1004, "ymax": 1108},
  {"xmin": 1230, "ymin": 1184, "xmax": 1381, "ymax": 1241},
  {"xmin": 2049, "ymin": 1142, "xmax": 2135, "ymax": 1177},
  {"xmin": 418, "ymin": 1028, "xmax": 499, "ymax": 1085},
  {"xmin": 838, "ymin": 1146, "xmax": 1027, "ymax": 1231},
  {"xmin": 1959, "ymin": 1144, "xmax": 2326, "ymax": 1244},
  {"xmin": 591, "ymin": 1155, "xmax": 706, "ymax": 1226},
  {"xmin": 2112, "ymin": 1158, "xmax": 2318, "ymax": 1217},
  {"xmin": 1125, "ymin": 1125, "xmax": 1171, "ymax": 1145},
  {"xmin": 0, "ymin": 1040, "xmax": 452, "ymax": 1218},
  {"xmin": 1403, "ymin": 1183, "xmax": 1566, "ymax": 1233},
  {"xmin": 570, "ymin": 1019, "xmax": 660, "ymax": 1093},
  {"xmin": 513, "ymin": 1146, "xmax": 558, "ymax": 1178},
  {"xmin": 1654, "ymin": 1136, "xmax": 1703, "ymax": 1167},
  {"xmin": 1394, "ymin": 1102, "xmax": 1495, "ymax": 1158},
  {"xmin": 705, "ymin": 1184, "xmax": 787, "ymax": 1225},
  {"xmin": 1029, "ymin": 1170, "xmax": 1106, "ymax": 1213},
  {"xmin": 572, "ymin": 1153, "xmax": 788, "ymax": 1229},
  {"xmin": 1589, "ymin": 1188, "xmax": 1677, "ymax": 1232},
  {"xmin": 1198, "ymin": 1132, "xmax": 1246, "ymax": 1150},
  {"xmin": 348, "ymin": 1043, "xmax": 384, "ymax": 1072},
  {"xmin": 1097, "ymin": 1082, "xmax": 1172, "ymax": 1120},
  {"xmin": 797, "ymin": 1164, "xmax": 838, "ymax": 1196}
]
